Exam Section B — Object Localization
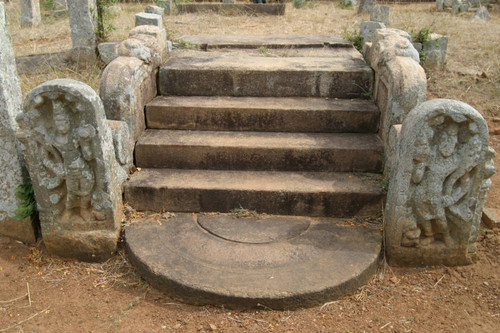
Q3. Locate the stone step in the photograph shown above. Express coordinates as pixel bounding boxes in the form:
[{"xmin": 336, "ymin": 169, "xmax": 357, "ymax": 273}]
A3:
[
  {"xmin": 179, "ymin": 34, "xmax": 352, "ymax": 49},
  {"xmin": 159, "ymin": 53, "xmax": 373, "ymax": 98},
  {"xmin": 125, "ymin": 213, "xmax": 382, "ymax": 309},
  {"xmin": 123, "ymin": 169, "xmax": 385, "ymax": 217},
  {"xmin": 146, "ymin": 96, "xmax": 380, "ymax": 133},
  {"xmin": 135, "ymin": 130, "xmax": 384, "ymax": 172}
]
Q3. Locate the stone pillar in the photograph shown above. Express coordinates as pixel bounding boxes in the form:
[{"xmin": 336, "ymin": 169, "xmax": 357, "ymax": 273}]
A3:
[
  {"xmin": 385, "ymin": 99, "xmax": 496, "ymax": 266},
  {"xmin": 20, "ymin": 0, "xmax": 41, "ymax": 27},
  {"xmin": 0, "ymin": 2, "xmax": 36, "ymax": 244},
  {"xmin": 67, "ymin": 0, "xmax": 97, "ymax": 63},
  {"xmin": 370, "ymin": 5, "xmax": 390, "ymax": 25},
  {"xmin": 358, "ymin": 0, "xmax": 376, "ymax": 13},
  {"xmin": 16, "ymin": 79, "xmax": 124, "ymax": 261}
]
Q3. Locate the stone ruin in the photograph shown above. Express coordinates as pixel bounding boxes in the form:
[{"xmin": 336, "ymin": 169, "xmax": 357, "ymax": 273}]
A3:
[
  {"xmin": 386, "ymin": 100, "xmax": 495, "ymax": 265},
  {"xmin": 0, "ymin": 3, "xmax": 496, "ymax": 270},
  {"xmin": 16, "ymin": 80, "xmax": 124, "ymax": 261}
]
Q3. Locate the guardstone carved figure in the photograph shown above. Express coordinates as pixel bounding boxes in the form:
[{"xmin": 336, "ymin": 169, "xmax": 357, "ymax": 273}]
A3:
[
  {"xmin": 386, "ymin": 99, "xmax": 495, "ymax": 266},
  {"xmin": 17, "ymin": 79, "xmax": 123, "ymax": 262}
]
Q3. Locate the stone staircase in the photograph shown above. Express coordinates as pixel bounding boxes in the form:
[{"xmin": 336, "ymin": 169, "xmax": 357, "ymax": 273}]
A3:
[{"xmin": 124, "ymin": 35, "xmax": 386, "ymax": 309}]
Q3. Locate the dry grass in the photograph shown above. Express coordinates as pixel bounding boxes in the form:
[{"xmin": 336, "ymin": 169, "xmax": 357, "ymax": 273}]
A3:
[{"xmin": 4, "ymin": 2, "xmax": 500, "ymax": 119}]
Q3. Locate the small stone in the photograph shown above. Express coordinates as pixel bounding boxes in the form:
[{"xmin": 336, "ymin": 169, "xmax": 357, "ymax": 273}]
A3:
[
  {"xmin": 145, "ymin": 5, "xmax": 165, "ymax": 16},
  {"xmin": 173, "ymin": 323, "xmax": 181, "ymax": 329},
  {"xmin": 473, "ymin": 6, "xmax": 490, "ymax": 21},
  {"xmin": 482, "ymin": 208, "xmax": 500, "ymax": 229},
  {"xmin": 209, "ymin": 323, "xmax": 217, "ymax": 331},
  {"xmin": 135, "ymin": 13, "xmax": 163, "ymax": 28}
]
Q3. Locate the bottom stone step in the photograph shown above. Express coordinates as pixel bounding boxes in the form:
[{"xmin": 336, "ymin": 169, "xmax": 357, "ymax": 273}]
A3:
[
  {"xmin": 124, "ymin": 169, "xmax": 385, "ymax": 217},
  {"xmin": 125, "ymin": 213, "xmax": 382, "ymax": 309}
]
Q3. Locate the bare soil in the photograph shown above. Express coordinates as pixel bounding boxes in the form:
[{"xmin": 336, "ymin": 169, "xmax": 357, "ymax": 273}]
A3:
[{"xmin": 1, "ymin": 2, "xmax": 499, "ymax": 332}]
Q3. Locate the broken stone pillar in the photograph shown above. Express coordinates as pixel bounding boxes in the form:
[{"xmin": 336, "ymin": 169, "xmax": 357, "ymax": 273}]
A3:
[
  {"xmin": 370, "ymin": 5, "xmax": 390, "ymax": 25},
  {"xmin": 386, "ymin": 99, "xmax": 496, "ymax": 266},
  {"xmin": 358, "ymin": 0, "xmax": 376, "ymax": 13},
  {"xmin": 422, "ymin": 33, "xmax": 448, "ymax": 69},
  {"xmin": 67, "ymin": 0, "xmax": 97, "ymax": 63},
  {"xmin": 0, "ymin": 2, "xmax": 36, "ymax": 244},
  {"xmin": 16, "ymin": 79, "xmax": 124, "ymax": 262},
  {"xmin": 20, "ymin": 0, "xmax": 41, "ymax": 27}
]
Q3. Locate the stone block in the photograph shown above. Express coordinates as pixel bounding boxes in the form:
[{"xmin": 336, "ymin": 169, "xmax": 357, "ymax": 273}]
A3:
[
  {"xmin": 135, "ymin": 12, "xmax": 163, "ymax": 28},
  {"xmin": 358, "ymin": 0, "xmax": 376, "ymax": 13},
  {"xmin": 360, "ymin": 21, "xmax": 385, "ymax": 44},
  {"xmin": 118, "ymin": 25, "xmax": 167, "ymax": 67},
  {"xmin": 145, "ymin": 5, "xmax": 165, "ymax": 16},
  {"xmin": 473, "ymin": 7, "xmax": 490, "ymax": 21},
  {"xmin": 16, "ymin": 79, "xmax": 124, "ymax": 262},
  {"xmin": 385, "ymin": 99, "xmax": 496, "ymax": 266},
  {"xmin": 20, "ymin": 0, "xmax": 41, "ymax": 27},
  {"xmin": 98, "ymin": 42, "xmax": 119, "ymax": 65},
  {"xmin": 482, "ymin": 208, "xmax": 500, "ymax": 229},
  {"xmin": 223, "ymin": 0, "xmax": 236, "ymax": 3},
  {"xmin": 67, "ymin": 0, "xmax": 97, "ymax": 63},
  {"xmin": 0, "ymin": 2, "xmax": 36, "ymax": 244},
  {"xmin": 423, "ymin": 33, "xmax": 448, "ymax": 69},
  {"xmin": 370, "ymin": 5, "xmax": 390, "ymax": 25}
]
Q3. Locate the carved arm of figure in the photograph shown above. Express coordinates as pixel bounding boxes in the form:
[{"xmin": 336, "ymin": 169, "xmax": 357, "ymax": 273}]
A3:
[{"xmin": 78, "ymin": 125, "xmax": 96, "ymax": 162}]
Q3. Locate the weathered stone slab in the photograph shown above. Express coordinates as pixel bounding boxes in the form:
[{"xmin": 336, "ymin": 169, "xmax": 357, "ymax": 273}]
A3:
[
  {"xmin": 177, "ymin": 4, "xmax": 286, "ymax": 16},
  {"xmin": 16, "ymin": 79, "xmax": 124, "ymax": 261},
  {"xmin": 370, "ymin": 5, "xmax": 390, "ymax": 25},
  {"xmin": 0, "ymin": 2, "xmax": 36, "ymax": 244},
  {"xmin": 20, "ymin": 0, "xmax": 41, "ymax": 27},
  {"xmin": 67, "ymin": 0, "xmax": 97, "ymax": 63},
  {"xmin": 386, "ymin": 99, "xmax": 496, "ymax": 266},
  {"xmin": 135, "ymin": 12, "xmax": 163, "ymax": 28}
]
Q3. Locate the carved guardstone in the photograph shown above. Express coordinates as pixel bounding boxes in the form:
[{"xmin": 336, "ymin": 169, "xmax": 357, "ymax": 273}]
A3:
[
  {"xmin": 17, "ymin": 79, "xmax": 123, "ymax": 262},
  {"xmin": 386, "ymin": 99, "xmax": 496, "ymax": 266}
]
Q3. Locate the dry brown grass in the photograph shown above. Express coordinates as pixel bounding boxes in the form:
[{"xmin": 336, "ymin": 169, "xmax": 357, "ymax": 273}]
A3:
[{"xmin": 4, "ymin": 2, "xmax": 500, "ymax": 119}]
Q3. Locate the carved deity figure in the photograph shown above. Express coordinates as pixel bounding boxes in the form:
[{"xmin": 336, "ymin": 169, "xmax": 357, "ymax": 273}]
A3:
[
  {"xmin": 400, "ymin": 113, "xmax": 493, "ymax": 250},
  {"xmin": 47, "ymin": 102, "xmax": 96, "ymax": 221}
]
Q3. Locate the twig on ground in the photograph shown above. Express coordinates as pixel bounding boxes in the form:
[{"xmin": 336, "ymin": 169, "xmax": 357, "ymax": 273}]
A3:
[
  {"xmin": 0, "ymin": 294, "xmax": 27, "ymax": 304},
  {"xmin": 319, "ymin": 300, "xmax": 339, "ymax": 311},
  {"xmin": 380, "ymin": 322, "xmax": 392, "ymax": 329},
  {"xmin": 0, "ymin": 307, "xmax": 49, "ymax": 332},
  {"xmin": 26, "ymin": 283, "xmax": 31, "ymax": 307},
  {"xmin": 433, "ymin": 274, "xmax": 446, "ymax": 288}
]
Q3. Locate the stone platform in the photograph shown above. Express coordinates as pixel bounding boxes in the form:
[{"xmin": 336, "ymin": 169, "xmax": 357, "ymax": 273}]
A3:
[{"xmin": 125, "ymin": 213, "xmax": 381, "ymax": 309}]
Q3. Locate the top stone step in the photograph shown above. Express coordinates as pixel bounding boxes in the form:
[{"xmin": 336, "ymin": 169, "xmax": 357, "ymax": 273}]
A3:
[{"xmin": 179, "ymin": 34, "xmax": 352, "ymax": 49}]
